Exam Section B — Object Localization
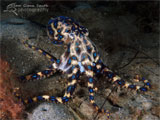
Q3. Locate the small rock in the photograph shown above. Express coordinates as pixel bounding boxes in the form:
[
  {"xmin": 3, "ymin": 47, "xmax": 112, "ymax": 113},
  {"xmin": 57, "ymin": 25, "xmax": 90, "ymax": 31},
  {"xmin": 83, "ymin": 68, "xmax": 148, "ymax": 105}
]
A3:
[
  {"xmin": 142, "ymin": 101, "xmax": 152, "ymax": 110},
  {"xmin": 136, "ymin": 95, "xmax": 152, "ymax": 110},
  {"xmin": 151, "ymin": 106, "xmax": 160, "ymax": 117},
  {"xmin": 142, "ymin": 113, "xmax": 159, "ymax": 120},
  {"xmin": 27, "ymin": 103, "xmax": 74, "ymax": 120},
  {"xmin": 79, "ymin": 101, "xmax": 94, "ymax": 119}
]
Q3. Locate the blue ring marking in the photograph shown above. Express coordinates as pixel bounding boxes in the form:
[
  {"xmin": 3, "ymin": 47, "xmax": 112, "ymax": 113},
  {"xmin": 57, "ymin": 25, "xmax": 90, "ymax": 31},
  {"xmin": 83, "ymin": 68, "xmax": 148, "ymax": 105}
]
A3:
[
  {"xmin": 96, "ymin": 69, "xmax": 100, "ymax": 73},
  {"xmin": 87, "ymin": 46, "xmax": 91, "ymax": 50},
  {"xmin": 42, "ymin": 52, "xmax": 46, "ymax": 55},
  {"xmin": 67, "ymin": 50, "xmax": 70, "ymax": 54},
  {"xmin": 75, "ymin": 31, "xmax": 79, "ymax": 35},
  {"xmin": 28, "ymin": 98, "xmax": 33, "ymax": 103},
  {"xmin": 89, "ymin": 88, "xmax": 93, "ymax": 93},
  {"xmin": 20, "ymin": 76, "xmax": 25, "ymax": 80},
  {"xmin": 43, "ymin": 70, "xmax": 49, "ymax": 74},
  {"xmin": 50, "ymin": 58, "xmax": 54, "ymax": 62},
  {"xmin": 52, "ymin": 41, "xmax": 58, "ymax": 44},
  {"xmin": 32, "ymin": 74, "xmax": 38, "ymax": 79},
  {"xmin": 70, "ymin": 86, "xmax": 75, "ymax": 95},
  {"xmin": 68, "ymin": 58, "xmax": 71, "ymax": 64},
  {"xmin": 66, "ymin": 23, "xmax": 69, "ymax": 26},
  {"xmin": 72, "ymin": 56, "xmax": 77, "ymax": 60},
  {"xmin": 54, "ymin": 21, "xmax": 58, "ymax": 28},
  {"xmin": 88, "ymin": 65, "xmax": 92, "ymax": 70},
  {"xmin": 58, "ymin": 35, "xmax": 63, "ymax": 39},
  {"xmin": 89, "ymin": 95, "xmax": 94, "ymax": 100},
  {"xmin": 48, "ymin": 19, "xmax": 53, "ymax": 25},
  {"xmin": 35, "ymin": 48, "xmax": 39, "ymax": 51},
  {"xmin": 77, "ymin": 28, "xmax": 80, "ymax": 32},
  {"xmin": 93, "ymin": 63, "xmax": 96, "ymax": 66},
  {"xmin": 145, "ymin": 82, "xmax": 151, "ymax": 88},
  {"xmin": 72, "ymin": 65, "xmax": 75, "ymax": 70},
  {"xmin": 92, "ymin": 103, "xmax": 97, "ymax": 107},
  {"xmin": 57, "ymin": 29, "xmax": 61, "ymax": 33},
  {"xmin": 117, "ymin": 80, "xmax": 121, "ymax": 85},
  {"xmin": 83, "ymin": 29, "xmax": 87, "ymax": 33},
  {"xmin": 142, "ymin": 77, "xmax": 145, "ymax": 81},
  {"xmin": 67, "ymin": 48, "xmax": 70, "ymax": 53},
  {"xmin": 72, "ymin": 26, "xmax": 75, "ymax": 31},
  {"xmin": 56, "ymin": 59, "xmax": 60, "ymax": 64},
  {"xmin": 63, "ymin": 96, "xmax": 69, "ymax": 102},
  {"xmin": 75, "ymin": 42, "xmax": 79, "ymax": 46},
  {"xmin": 117, "ymin": 80, "xmax": 125, "ymax": 85},
  {"xmin": 50, "ymin": 96, "xmax": 56, "ymax": 101},
  {"xmin": 43, "ymin": 70, "xmax": 51, "ymax": 74},
  {"xmin": 48, "ymin": 65, "xmax": 52, "ymax": 69},
  {"xmin": 140, "ymin": 87, "xmax": 147, "ymax": 92},
  {"xmin": 82, "ymin": 55, "xmax": 86, "ymax": 60},
  {"xmin": 48, "ymin": 26, "xmax": 52, "ymax": 31},
  {"xmin": 59, "ymin": 16, "xmax": 65, "ymax": 20},
  {"xmin": 62, "ymin": 96, "xmax": 66, "ymax": 100},
  {"xmin": 65, "ymin": 98, "xmax": 69, "ymax": 102},
  {"xmin": 58, "ymin": 37, "xmax": 61, "ymax": 40},
  {"xmin": 67, "ymin": 86, "xmax": 72, "ymax": 92},
  {"xmin": 89, "ymin": 77, "xmax": 93, "ymax": 83},
  {"xmin": 37, "ymin": 96, "xmax": 43, "ymax": 101},
  {"xmin": 128, "ymin": 85, "xmax": 136, "ymax": 89},
  {"xmin": 88, "ymin": 55, "xmax": 91, "ymax": 60},
  {"xmin": 72, "ymin": 75, "xmax": 76, "ymax": 79},
  {"xmin": 65, "ymin": 29, "xmax": 69, "ymax": 33},
  {"xmin": 48, "ymin": 26, "xmax": 53, "ymax": 34},
  {"xmin": 93, "ymin": 52, "xmax": 97, "ymax": 57},
  {"xmin": 76, "ymin": 72, "xmax": 80, "ymax": 78},
  {"xmin": 98, "ymin": 59, "xmax": 102, "ymax": 63},
  {"xmin": 83, "ymin": 39, "xmax": 87, "ymax": 44},
  {"xmin": 79, "ymin": 33, "xmax": 83, "ymax": 37},
  {"xmin": 49, "ymin": 30, "xmax": 53, "ymax": 35},
  {"xmin": 75, "ymin": 47, "xmax": 79, "ymax": 51},
  {"xmin": 72, "ymin": 85, "xmax": 76, "ymax": 90},
  {"xmin": 107, "ymin": 72, "xmax": 114, "ymax": 79},
  {"xmin": 28, "ymin": 45, "xmax": 32, "ymax": 48},
  {"xmin": 15, "ymin": 95, "xmax": 21, "ymax": 99},
  {"xmin": 80, "ymin": 26, "xmax": 84, "ymax": 28}
]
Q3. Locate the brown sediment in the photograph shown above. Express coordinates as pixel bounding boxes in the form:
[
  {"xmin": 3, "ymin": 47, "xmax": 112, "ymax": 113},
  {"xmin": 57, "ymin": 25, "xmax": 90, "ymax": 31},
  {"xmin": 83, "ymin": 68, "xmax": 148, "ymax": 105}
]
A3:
[{"xmin": 0, "ymin": 58, "xmax": 24, "ymax": 120}]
